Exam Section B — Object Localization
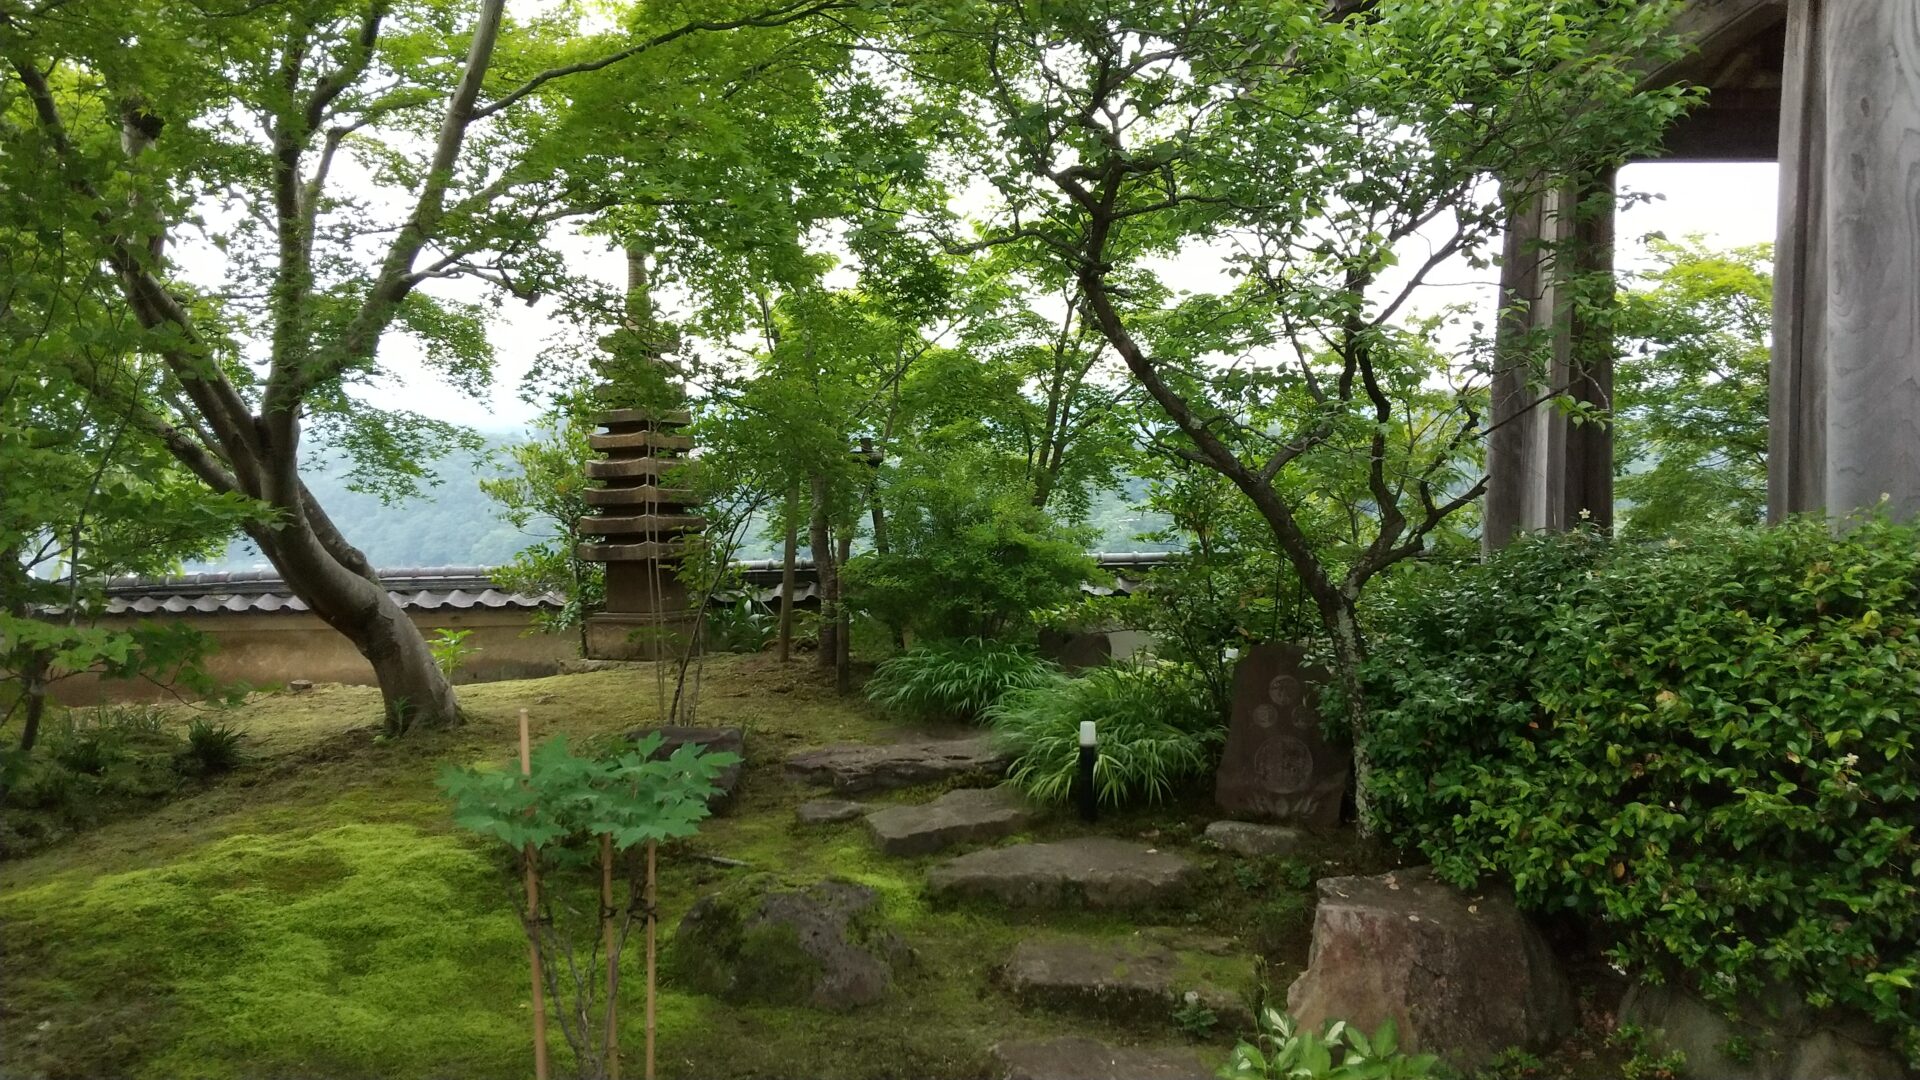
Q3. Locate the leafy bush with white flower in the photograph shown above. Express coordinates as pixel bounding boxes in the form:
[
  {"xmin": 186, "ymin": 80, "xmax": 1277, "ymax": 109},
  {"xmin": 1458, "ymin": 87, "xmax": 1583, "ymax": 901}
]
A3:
[{"xmin": 1361, "ymin": 517, "xmax": 1920, "ymax": 1061}]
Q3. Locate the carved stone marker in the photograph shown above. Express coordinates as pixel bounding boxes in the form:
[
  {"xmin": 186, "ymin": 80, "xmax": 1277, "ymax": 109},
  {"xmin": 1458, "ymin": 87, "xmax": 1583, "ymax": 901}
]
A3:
[{"xmin": 1214, "ymin": 643, "xmax": 1348, "ymax": 828}]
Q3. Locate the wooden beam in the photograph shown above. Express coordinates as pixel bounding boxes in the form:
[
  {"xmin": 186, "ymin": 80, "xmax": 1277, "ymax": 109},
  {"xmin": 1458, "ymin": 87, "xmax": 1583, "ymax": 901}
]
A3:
[{"xmin": 1643, "ymin": 0, "xmax": 1789, "ymax": 89}]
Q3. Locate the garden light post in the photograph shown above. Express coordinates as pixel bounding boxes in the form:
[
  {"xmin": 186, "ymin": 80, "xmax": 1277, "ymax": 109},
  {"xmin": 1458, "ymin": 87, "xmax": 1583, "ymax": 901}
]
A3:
[{"xmin": 1078, "ymin": 720, "xmax": 1098, "ymax": 823}]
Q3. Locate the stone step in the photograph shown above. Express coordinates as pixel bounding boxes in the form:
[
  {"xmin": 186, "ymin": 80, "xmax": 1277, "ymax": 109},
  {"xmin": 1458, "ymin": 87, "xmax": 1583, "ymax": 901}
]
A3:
[
  {"xmin": 1203, "ymin": 820, "xmax": 1307, "ymax": 857},
  {"xmin": 784, "ymin": 735, "xmax": 1008, "ymax": 794},
  {"xmin": 989, "ymin": 1036, "xmax": 1214, "ymax": 1080},
  {"xmin": 999, "ymin": 937, "xmax": 1252, "ymax": 1031},
  {"xmin": 864, "ymin": 786, "xmax": 1031, "ymax": 856},
  {"xmin": 926, "ymin": 838, "xmax": 1197, "ymax": 910},
  {"xmin": 795, "ymin": 798, "xmax": 868, "ymax": 825}
]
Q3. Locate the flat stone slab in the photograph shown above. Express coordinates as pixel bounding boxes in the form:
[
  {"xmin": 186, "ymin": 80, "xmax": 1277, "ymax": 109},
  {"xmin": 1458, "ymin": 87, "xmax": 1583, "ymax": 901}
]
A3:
[
  {"xmin": 926, "ymin": 838, "xmax": 1196, "ymax": 910},
  {"xmin": 628, "ymin": 726, "xmax": 744, "ymax": 809},
  {"xmin": 1204, "ymin": 820, "xmax": 1307, "ymax": 857},
  {"xmin": 1000, "ymin": 937, "xmax": 1250, "ymax": 1029},
  {"xmin": 864, "ymin": 786, "xmax": 1032, "ymax": 856},
  {"xmin": 796, "ymin": 798, "xmax": 868, "ymax": 825},
  {"xmin": 989, "ymin": 1036, "xmax": 1214, "ymax": 1080},
  {"xmin": 785, "ymin": 735, "xmax": 1008, "ymax": 794}
]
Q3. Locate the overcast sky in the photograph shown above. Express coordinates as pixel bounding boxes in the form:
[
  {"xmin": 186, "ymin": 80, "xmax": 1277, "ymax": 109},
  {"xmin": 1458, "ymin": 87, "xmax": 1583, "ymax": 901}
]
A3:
[{"xmin": 357, "ymin": 161, "xmax": 1782, "ymax": 435}]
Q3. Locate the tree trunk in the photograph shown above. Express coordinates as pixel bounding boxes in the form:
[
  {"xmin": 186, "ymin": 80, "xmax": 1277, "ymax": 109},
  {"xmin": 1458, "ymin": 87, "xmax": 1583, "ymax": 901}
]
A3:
[
  {"xmin": 250, "ymin": 506, "xmax": 459, "ymax": 733},
  {"xmin": 834, "ymin": 532, "xmax": 853, "ymax": 695},
  {"xmin": 14, "ymin": 646, "xmax": 47, "ymax": 756},
  {"xmin": 809, "ymin": 475, "xmax": 837, "ymax": 672},
  {"xmin": 1323, "ymin": 597, "xmax": 1375, "ymax": 833},
  {"xmin": 778, "ymin": 488, "xmax": 799, "ymax": 664}
]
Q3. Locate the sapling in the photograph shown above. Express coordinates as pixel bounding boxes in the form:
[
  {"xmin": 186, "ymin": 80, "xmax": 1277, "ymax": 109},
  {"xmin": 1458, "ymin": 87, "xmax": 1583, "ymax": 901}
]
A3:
[{"xmin": 439, "ymin": 716, "xmax": 737, "ymax": 1080}]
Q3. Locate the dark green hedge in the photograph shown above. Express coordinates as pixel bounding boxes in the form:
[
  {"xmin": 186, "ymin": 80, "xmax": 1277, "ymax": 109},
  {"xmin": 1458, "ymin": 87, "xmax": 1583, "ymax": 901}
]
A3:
[{"xmin": 1362, "ymin": 518, "xmax": 1920, "ymax": 1055}]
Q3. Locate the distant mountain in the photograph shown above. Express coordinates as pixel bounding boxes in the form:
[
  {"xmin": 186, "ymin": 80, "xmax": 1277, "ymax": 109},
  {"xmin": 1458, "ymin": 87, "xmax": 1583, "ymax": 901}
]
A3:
[
  {"xmin": 188, "ymin": 447, "xmax": 1174, "ymax": 574},
  {"xmin": 186, "ymin": 440, "xmax": 544, "ymax": 573}
]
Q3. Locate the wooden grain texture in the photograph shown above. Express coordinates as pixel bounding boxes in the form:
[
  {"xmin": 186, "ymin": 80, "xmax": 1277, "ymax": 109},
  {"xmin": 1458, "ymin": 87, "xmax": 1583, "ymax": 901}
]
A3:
[
  {"xmin": 1772, "ymin": 0, "xmax": 1920, "ymax": 521},
  {"xmin": 1820, "ymin": 0, "xmax": 1920, "ymax": 519}
]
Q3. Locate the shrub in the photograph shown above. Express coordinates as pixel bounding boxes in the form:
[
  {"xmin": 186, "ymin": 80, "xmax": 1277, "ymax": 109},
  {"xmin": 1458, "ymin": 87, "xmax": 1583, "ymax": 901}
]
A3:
[
  {"xmin": 429, "ymin": 628, "xmax": 478, "ymax": 677},
  {"xmin": 988, "ymin": 661, "xmax": 1222, "ymax": 807},
  {"xmin": 1362, "ymin": 517, "xmax": 1920, "ymax": 1055},
  {"xmin": 843, "ymin": 461, "xmax": 1097, "ymax": 640},
  {"xmin": 179, "ymin": 717, "xmax": 246, "ymax": 776},
  {"xmin": 863, "ymin": 638, "xmax": 1055, "ymax": 722},
  {"xmin": 1220, "ymin": 1010, "xmax": 1438, "ymax": 1079}
]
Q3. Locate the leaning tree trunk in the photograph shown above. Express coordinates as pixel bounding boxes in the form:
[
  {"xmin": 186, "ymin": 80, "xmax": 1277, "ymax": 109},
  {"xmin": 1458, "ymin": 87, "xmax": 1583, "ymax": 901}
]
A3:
[{"xmin": 249, "ymin": 472, "xmax": 460, "ymax": 733}]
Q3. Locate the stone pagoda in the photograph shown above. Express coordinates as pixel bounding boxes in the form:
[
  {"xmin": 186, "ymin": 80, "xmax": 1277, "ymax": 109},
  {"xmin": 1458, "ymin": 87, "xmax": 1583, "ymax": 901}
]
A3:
[{"xmin": 575, "ymin": 408, "xmax": 705, "ymax": 659}]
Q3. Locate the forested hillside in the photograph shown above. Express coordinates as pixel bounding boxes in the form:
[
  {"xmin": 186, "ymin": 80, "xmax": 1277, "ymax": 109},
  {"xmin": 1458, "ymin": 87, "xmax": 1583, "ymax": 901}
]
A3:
[
  {"xmin": 188, "ymin": 442, "xmax": 1172, "ymax": 574},
  {"xmin": 188, "ymin": 439, "xmax": 536, "ymax": 573}
]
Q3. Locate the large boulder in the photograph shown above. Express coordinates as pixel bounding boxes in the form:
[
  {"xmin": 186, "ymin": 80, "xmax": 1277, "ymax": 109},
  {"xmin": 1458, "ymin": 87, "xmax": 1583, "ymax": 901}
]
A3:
[
  {"xmin": 664, "ymin": 876, "xmax": 906, "ymax": 1011},
  {"xmin": 1620, "ymin": 981, "xmax": 1914, "ymax": 1080},
  {"xmin": 785, "ymin": 735, "xmax": 1008, "ymax": 793},
  {"xmin": 926, "ymin": 838, "xmax": 1196, "ymax": 910},
  {"xmin": 1285, "ymin": 867, "xmax": 1574, "ymax": 1070},
  {"xmin": 864, "ymin": 786, "xmax": 1032, "ymax": 856}
]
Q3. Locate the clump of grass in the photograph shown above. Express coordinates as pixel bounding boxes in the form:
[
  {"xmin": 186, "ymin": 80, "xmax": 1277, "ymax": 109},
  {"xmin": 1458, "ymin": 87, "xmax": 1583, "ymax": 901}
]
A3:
[
  {"xmin": 863, "ymin": 638, "xmax": 1056, "ymax": 722},
  {"xmin": 179, "ymin": 717, "xmax": 246, "ymax": 776},
  {"xmin": 988, "ymin": 661, "xmax": 1223, "ymax": 808}
]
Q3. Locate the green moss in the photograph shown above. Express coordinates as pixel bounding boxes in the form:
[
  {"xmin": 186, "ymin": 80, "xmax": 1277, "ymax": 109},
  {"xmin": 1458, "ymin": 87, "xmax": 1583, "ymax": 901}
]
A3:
[
  {"xmin": 0, "ymin": 655, "xmax": 1339, "ymax": 1080},
  {"xmin": 662, "ymin": 874, "xmax": 827, "ymax": 1005}
]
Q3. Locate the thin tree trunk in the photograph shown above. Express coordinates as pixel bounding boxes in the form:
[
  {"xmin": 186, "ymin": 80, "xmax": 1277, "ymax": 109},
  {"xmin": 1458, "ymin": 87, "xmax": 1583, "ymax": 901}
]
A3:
[
  {"xmin": 808, "ymin": 475, "xmax": 837, "ymax": 671},
  {"xmin": 778, "ymin": 488, "xmax": 798, "ymax": 664},
  {"xmin": 834, "ymin": 532, "xmax": 852, "ymax": 695}
]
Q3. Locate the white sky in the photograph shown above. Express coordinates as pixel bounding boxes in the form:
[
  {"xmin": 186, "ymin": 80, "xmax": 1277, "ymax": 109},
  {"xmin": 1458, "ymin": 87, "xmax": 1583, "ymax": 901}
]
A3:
[{"xmin": 358, "ymin": 161, "xmax": 1782, "ymax": 434}]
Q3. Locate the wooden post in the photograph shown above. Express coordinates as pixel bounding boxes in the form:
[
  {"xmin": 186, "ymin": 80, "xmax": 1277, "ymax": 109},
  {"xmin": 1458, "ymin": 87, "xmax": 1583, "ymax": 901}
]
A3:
[
  {"xmin": 1771, "ymin": 0, "xmax": 1920, "ymax": 521},
  {"xmin": 645, "ymin": 840, "xmax": 658, "ymax": 1080},
  {"xmin": 519, "ymin": 708, "xmax": 550, "ymax": 1080},
  {"xmin": 602, "ymin": 833, "xmax": 619, "ymax": 1080},
  {"xmin": 1483, "ymin": 171, "xmax": 1619, "ymax": 550}
]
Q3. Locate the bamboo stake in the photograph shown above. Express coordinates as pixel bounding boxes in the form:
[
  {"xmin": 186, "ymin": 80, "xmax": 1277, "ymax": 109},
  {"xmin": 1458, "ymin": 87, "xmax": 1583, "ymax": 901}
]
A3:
[
  {"xmin": 645, "ymin": 839, "xmax": 658, "ymax": 1080},
  {"xmin": 603, "ymin": 833, "xmax": 619, "ymax": 1080},
  {"xmin": 520, "ymin": 708, "xmax": 550, "ymax": 1080}
]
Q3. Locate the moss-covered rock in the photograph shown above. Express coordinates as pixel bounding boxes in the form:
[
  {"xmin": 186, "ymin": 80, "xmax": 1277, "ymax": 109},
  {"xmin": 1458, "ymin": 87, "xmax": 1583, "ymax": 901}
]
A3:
[{"xmin": 665, "ymin": 874, "xmax": 907, "ymax": 1012}]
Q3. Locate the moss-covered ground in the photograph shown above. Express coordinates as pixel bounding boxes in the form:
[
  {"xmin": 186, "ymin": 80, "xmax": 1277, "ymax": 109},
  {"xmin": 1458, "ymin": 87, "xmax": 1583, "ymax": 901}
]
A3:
[{"xmin": 0, "ymin": 654, "xmax": 1368, "ymax": 1080}]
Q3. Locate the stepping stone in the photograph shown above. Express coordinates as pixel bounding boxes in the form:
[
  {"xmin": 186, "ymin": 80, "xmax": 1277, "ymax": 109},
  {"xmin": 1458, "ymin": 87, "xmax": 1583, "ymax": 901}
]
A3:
[
  {"xmin": 864, "ymin": 786, "xmax": 1031, "ymax": 856},
  {"xmin": 989, "ymin": 1036, "xmax": 1214, "ymax": 1080},
  {"xmin": 1204, "ymin": 820, "xmax": 1306, "ymax": 857},
  {"xmin": 785, "ymin": 735, "xmax": 1008, "ymax": 794},
  {"xmin": 628, "ymin": 726, "xmax": 744, "ymax": 809},
  {"xmin": 1000, "ymin": 937, "xmax": 1252, "ymax": 1029},
  {"xmin": 926, "ymin": 838, "xmax": 1196, "ymax": 910},
  {"xmin": 796, "ymin": 798, "xmax": 868, "ymax": 825}
]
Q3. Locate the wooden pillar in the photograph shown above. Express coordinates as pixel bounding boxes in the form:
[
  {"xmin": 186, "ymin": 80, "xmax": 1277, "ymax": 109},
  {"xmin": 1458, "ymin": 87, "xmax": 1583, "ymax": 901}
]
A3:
[
  {"xmin": 1770, "ymin": 0, "xmax": 1920, "ymax": 522},
  {"xmin": 1483, "ymin": 172, "xmax": 1618, "ymax": 550}
]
